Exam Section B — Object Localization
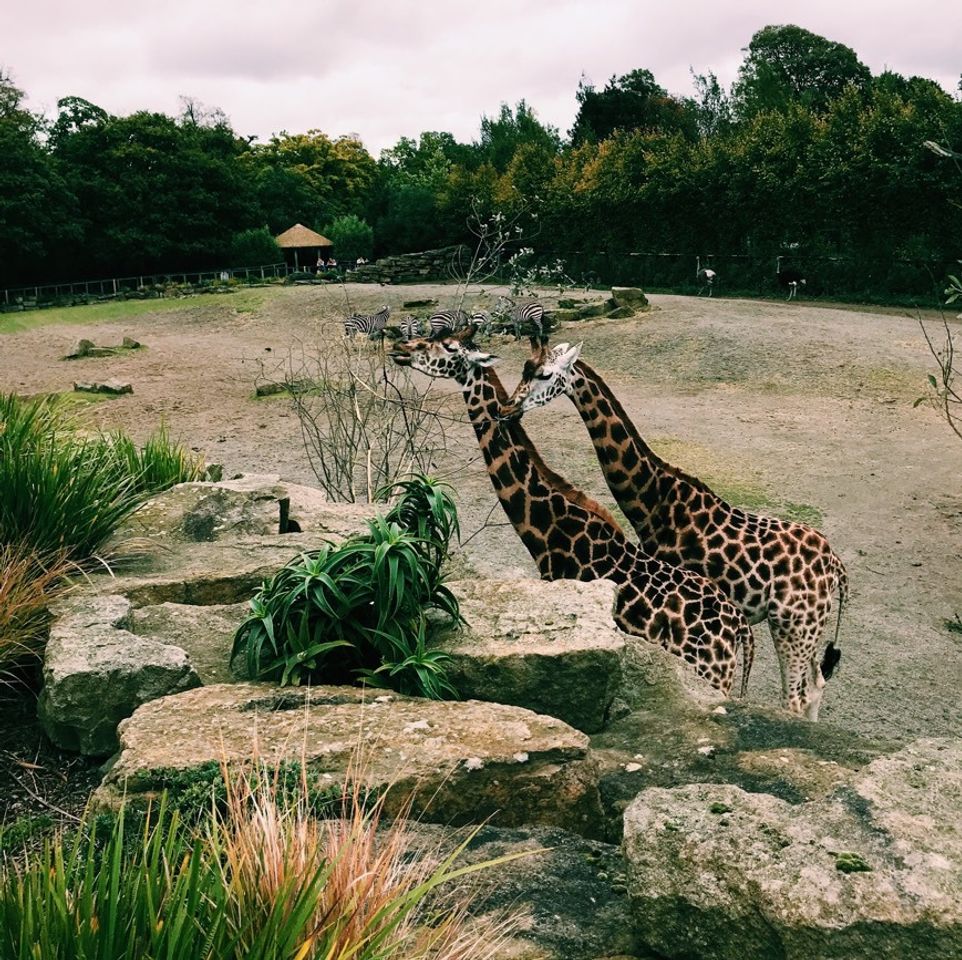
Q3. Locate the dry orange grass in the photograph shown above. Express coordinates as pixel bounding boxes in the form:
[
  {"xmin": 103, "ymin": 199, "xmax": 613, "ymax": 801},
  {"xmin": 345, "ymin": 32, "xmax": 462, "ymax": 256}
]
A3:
[{"xmin": 0, "ymin": 545, "xmax": 72, "ymax": 677}]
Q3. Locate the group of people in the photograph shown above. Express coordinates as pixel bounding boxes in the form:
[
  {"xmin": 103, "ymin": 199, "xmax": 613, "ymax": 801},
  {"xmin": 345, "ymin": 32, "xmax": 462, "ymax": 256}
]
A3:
[{"xmin": 316, "ymin": 255, "xmax": 368, "ymax": 274}]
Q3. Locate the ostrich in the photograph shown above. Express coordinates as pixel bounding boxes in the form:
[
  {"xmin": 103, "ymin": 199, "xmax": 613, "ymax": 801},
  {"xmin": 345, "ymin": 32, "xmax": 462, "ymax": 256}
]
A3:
[
  {"xmin": 695, "ymin": 257, "xmax": 717, "ymax": 297},
  {"xmin": 776, "ymin": 256, "xmax": 807, "ymax": 300}
]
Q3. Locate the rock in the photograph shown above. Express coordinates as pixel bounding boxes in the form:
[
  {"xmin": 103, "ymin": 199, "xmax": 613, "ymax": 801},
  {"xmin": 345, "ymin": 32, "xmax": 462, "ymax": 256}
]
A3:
[
  {"xmin": 593, "ymin": 698, "xmax": 892, "ymax": 841},
  {"xmin": 607, "ymin": 306, "xmax": 636, "ymax": 320},
  {"xmin": 548, "ymin": 308, "xmax": 583, "ymax": 323},
  {"xmin": 109, "ymin": 475, "xmax": 373, "ymax": 544},
  {"xmin": 441, "ymin": 579, "xmax": 626, "ymax": 733},
  {"xmin": 406, "ymin": 822, "xmax": 643, "ymax": 960},
  {"xmin": 577, "ymin": 303, "xmax": 610, "ymax": 320},
  {"xmin": 93, "ymin": 683, "xmax": 604, "ymax": 837},
  {"xmin": 622, "ymin": 738, "xmax": 962, "ymax": 959},
  {"xmin": 38, "ymin": 594, "xmax": 200, "ymax": 756},
  {"xmin": 610, "ymin": 288, "xmax": 649, "ymax": 309},
  {"xmin": 127, "ymin": 601, "xmax": 249, "ymax": 684},
  {"xmin": 64, "ymin": 338, "xmax": 95, "ymax": 359},
  {"xmin": 73, "ymin": 378, "xmax": 133, "ymax": 394},
  {"xmin": 121, "ymin": 336, "xmax": 141, "ymax": 349}
]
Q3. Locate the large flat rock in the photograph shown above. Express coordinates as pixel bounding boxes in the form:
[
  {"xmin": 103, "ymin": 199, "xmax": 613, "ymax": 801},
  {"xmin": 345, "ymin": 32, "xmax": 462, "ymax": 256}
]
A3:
[
  {"xmin": 441, "ymin": 579, "xmax": 626, "ymax": 733},
  {"xmin": 38, "ymin": 594, "xmax": 200, "ymax": 756},
  {"xmin": 109, "ymin": 474, "xmax": 374, "ymax": 546},
  {"xmin": 622, "ymin": 738, "xmax": 962, "ymax": 959},
  {"xmin": 94, "ymin": 683, "xmax": 605, "ymax": 837}
]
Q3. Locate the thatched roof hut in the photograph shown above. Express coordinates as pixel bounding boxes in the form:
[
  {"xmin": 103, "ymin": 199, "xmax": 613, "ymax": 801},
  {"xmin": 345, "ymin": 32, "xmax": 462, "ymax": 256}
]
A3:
[{"xmin": 275, "ymin": 223, "xmax": 332, "ymax": 271}]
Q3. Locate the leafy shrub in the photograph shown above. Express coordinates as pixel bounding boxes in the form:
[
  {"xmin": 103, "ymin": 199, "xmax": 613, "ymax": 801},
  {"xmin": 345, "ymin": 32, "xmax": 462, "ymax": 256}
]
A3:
[
  {"xmin": 229, "ymin": 227, "xmax": 282, "ymax": 267},
  {"xmin": 321, "ymin": 214, "xmax": 374, "ymax": 263},
  {"xmin": 0, "ymin": 764, "xmax": 515, "ymax": 960},
  {"xmin": 233, "ymin": 476, "xmax": 461, "ymax": 697}
]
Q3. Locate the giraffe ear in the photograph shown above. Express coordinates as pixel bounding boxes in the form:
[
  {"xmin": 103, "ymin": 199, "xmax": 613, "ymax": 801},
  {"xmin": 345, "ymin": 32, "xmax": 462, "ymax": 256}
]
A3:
[{"xmin": 560, "ymin": 342, "xmax": 583, "ymax": 366}]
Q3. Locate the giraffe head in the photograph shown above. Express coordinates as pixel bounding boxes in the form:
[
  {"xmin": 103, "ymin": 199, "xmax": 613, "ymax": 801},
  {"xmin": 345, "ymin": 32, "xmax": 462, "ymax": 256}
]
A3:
[
  {"xmin": 389, "ymin": 325, "xmax": 498, "ymax": 382},
  {"xmin": 499, "ymin": 337, "xmax": 583, "ymax": 420}
]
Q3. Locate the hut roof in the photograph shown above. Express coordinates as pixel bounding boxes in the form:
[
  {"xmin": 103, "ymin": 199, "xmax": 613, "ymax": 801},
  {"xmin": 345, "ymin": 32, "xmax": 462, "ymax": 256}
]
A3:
[{"xmin": 274, "ymin": 223, "xmax": 332, "ymax": 248}]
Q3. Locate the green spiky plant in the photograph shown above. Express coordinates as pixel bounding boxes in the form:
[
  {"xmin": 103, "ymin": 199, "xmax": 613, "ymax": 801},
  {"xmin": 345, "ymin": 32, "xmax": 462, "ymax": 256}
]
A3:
[{"xmin": 233, "ymin": 476, "xmax": 462, "ymax": 698}]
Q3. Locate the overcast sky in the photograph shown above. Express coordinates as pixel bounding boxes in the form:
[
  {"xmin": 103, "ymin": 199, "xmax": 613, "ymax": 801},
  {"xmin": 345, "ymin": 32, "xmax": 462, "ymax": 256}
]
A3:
[{"xmin": 5, "ymin": 0, "xmax": 959, "ymax": 153}]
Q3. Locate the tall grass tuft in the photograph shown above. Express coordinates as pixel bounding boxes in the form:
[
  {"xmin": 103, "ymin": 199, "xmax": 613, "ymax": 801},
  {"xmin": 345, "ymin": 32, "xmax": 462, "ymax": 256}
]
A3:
[
  {"xmin": 0, "ymin": 392, "xmax": 204, "ymax": 562},
  {"xmin": 0, "ymin": 762, "xmax": 516, "ymax": 959},
  {"xmin": 0, "ymin": 544, "xmax": 72, "ymax": 677}
]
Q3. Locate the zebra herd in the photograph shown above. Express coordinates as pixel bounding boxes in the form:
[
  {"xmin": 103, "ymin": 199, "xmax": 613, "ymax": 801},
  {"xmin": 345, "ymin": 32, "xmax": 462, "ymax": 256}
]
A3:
[{"xmin": 342, "ymin": 297, "xmax": 546, "ymax": 342}]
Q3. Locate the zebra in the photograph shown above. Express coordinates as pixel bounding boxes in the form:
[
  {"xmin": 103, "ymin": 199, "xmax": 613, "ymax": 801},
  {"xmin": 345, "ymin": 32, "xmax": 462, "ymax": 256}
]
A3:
[
  {"xmin": 400, "ymin": 315, "xmax": 425, "ymax": 340},
  {"xmin": 494, "ymin": 297, "xmax": 545, "ymax": 339},
  {"xmin": 343, "ymin": 305, "xmax": 390, "ymax": 339},
  {"xmin": 426, "ymin": 308, "xmax": 471, "ymax": 337}
]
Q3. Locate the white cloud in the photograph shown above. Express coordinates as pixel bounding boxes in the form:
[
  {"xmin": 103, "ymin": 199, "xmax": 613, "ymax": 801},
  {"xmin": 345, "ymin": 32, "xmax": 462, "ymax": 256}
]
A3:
[{"xmin": 4, "ymin": 0, "xmax": 959, "ymax": 153}]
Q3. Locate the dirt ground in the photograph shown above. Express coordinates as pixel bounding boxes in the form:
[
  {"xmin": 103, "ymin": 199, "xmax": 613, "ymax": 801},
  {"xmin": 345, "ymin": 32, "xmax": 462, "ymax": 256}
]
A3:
[{"xmin": 2, "ymin": 282, "xmax": 960, "ymax": 746}]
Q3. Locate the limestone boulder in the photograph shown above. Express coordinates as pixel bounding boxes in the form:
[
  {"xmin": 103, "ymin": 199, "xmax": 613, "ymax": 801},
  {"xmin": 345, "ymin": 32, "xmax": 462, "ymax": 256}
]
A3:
[
  {"xmin": 610, "ymin": 287, "xmax": 649, "ymax": 309},
  {"xmin": 73, "ymin": 378, "xmax": 132, "ymax": 394},
  {"xmin": 593, "ymin": 698, "xmax": 892, "ymax": 840},
  {"xmin": 38, "ymin": 594, "xmax": 200, "ymax": 756},
  {"xmin": 407, "ymin": 822, "xmax": 644, "ymax": 960},
  {"xmin": 128, "ymin": 601, "xmax": 249, "ymax": 684},
  {"xmin": 441, "ymin": 579, "xmax": 625, "ymax": 733},
  {"xmin": 110, "ymin": 475, "xmax": 373, "ymax": 543},
  {"xmin": 622, "ymin": 738, "xmax": 962, "ymax": 959},
  {"xmin": 94, "ymin": 683, "xmax": 604, "ymax": 837}
]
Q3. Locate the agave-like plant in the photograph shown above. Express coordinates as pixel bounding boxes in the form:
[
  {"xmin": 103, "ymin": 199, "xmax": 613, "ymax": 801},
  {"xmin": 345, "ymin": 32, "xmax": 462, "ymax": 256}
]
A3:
[{"xmin": 233, "ymin": 476, "xmax": 463, "ymax": 697}]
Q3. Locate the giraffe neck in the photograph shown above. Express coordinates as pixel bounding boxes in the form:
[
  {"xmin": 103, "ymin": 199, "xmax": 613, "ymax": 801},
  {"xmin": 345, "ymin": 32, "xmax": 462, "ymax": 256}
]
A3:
[
  {"xmin": 570, "ymin": 361, "xmax": 723, "ymax": 547},
  {"xmin": 460, "ymin": 365, "xmax": 634, "ymax": 581}
]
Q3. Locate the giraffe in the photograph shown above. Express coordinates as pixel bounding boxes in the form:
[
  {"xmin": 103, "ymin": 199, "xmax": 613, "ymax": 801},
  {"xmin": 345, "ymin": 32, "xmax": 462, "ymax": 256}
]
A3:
[
  {"xmin": 499, "ymin": 338, "xmax": 848, "ymax": 720},
  {"xmin": 389, "ymin": 328, "xmax": 754, "ymax": 697}
]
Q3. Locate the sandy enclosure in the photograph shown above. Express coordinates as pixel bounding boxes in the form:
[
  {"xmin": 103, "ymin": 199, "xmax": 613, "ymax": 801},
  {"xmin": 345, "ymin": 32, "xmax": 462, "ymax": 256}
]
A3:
[{"xmin": 2, "ymin": 282, "xmax": 960, "ymax": 743}]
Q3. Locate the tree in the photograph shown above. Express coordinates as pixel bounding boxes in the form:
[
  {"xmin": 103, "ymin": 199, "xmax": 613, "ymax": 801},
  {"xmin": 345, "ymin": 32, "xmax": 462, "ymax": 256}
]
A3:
[
  {"xmin": 50, "ymin": 106, "xmax": 258, "ymax": 277},
  {"xmin": 321, "ymin": 214, "xmax": 373, "ymax": 263},
  {"xmin": 570, "ymin": 69, "xmax": 696, "ymax": 144},
  {"xmin": 0, "ymin": 72, "xmax": 79, "ymax": 287},
  {"xmin": 688, "ymin": 70, "xmax": 733, "ymax": 138},
  {"xmin": 733, "ymin": 25, "xmax": 871, "ymax": 118},
  {"xmin": 476, "ymin": 100, "xmax": 560, "ymax": 172},
  {"xmin": 229, "ymin": 227, "xmax": 281, "ymax": 267}
]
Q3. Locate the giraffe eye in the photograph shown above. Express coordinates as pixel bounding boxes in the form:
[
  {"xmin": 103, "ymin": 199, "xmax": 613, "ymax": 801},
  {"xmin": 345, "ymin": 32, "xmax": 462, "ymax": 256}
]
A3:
[{"xmin": 535, "ymin": 373, "xmax": 552, "ymax": 381}]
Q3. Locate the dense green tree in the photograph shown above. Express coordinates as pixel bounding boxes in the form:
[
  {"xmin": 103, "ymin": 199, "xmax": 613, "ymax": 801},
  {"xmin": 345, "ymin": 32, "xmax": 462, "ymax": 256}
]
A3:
[
  {"xmin": 51, "ymin": 104, "xmax": 257, "ymax": 276},
  {"xmin": 476, "ymin": 100, "xmax": 560, "ymax": 172},
  {"xmin": 733, "ymin": 25, "xmax": 871, "ymax": 118},
  {"xmin": 0, "ymin": 73, "xmax": 79, "ymax": 287},
  {"xmin": 570, "ymin": 69, "xmax": 696, "ymax": 144},
  {"xmin": 321, "ymin": 213, "xmax": 374, "ymax": 262},
  {"xmin": 247, "ymin": 131, "xmax": 377, "ymax": 230},
  {"xmin": 228, "ymin": 227, "xmax": 281, "ymax": 267}
]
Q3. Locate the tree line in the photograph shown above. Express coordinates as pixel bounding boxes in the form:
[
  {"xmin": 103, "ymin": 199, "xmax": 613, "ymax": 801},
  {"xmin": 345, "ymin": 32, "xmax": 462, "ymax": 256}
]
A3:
[{"xmin": 2, "ymin": 24, "xmax": 961, "ymax": 296}]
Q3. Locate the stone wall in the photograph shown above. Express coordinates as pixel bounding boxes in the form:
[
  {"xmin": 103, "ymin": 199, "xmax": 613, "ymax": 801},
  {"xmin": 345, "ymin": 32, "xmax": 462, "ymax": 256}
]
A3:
[{"xmin": 349, "ymin": 245, "xmax": 469, "ymax": 285}]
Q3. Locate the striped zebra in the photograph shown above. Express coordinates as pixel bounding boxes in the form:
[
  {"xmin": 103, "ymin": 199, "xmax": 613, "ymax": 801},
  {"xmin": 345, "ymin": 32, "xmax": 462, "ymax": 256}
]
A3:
[
  {"xmin": 494, "ymin": 297, "xmax": 545, "ymax": 339},
  {"xmin": 399, "ymin": 315, "xmax": 425, "ymax": 340},
  {"xmin": 427, "ymin": 308, "xmax": 492, "ymax": 338},
  {"xmin": 343, "ymin": 305, "xmax": 390, "ymax": 339}
]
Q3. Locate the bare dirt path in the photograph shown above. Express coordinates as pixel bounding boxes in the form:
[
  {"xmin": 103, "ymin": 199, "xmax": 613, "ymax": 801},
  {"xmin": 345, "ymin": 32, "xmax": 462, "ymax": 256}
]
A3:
[{"xmin": 2, "ymin": 284, "xmax": 959, "ymax": 743}]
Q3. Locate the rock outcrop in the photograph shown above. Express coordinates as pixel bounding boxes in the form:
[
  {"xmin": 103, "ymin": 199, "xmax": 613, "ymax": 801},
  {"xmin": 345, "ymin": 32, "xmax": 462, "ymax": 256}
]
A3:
[
  {"xmin": 94, "ymin": 683, "xmax": 605, "ymax": 838},
  {"xmin": 39, "ymin": 594, "xmax": 200, "ymax": 755},
  {"xmin": 441, "ymin": 579, "xmax": 626, "ymax": 733},
  {"xmin": 622, "ymin": 738, "xmax": 962, "ymax": 959}
]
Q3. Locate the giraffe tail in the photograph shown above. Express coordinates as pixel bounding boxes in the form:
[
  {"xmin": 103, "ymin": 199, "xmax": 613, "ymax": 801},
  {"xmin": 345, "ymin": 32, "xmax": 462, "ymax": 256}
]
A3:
[
  {"xmin": 738, "ymin": 617, "xmax": 755, "ymax": 698},
  {"xmin": 822, "ymin": 554, "xmax": 848, "ymax": 681}
]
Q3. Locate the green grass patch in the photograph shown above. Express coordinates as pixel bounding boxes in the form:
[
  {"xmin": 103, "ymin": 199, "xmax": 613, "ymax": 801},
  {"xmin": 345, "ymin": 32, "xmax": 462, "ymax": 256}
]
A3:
[
  {"xmin": 0, "ymin": 816, "xmax": 54, "ymax": 856},
  {"xmin": 0, "ymin": 289, "xmax": 266, "ymax": 334}
]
